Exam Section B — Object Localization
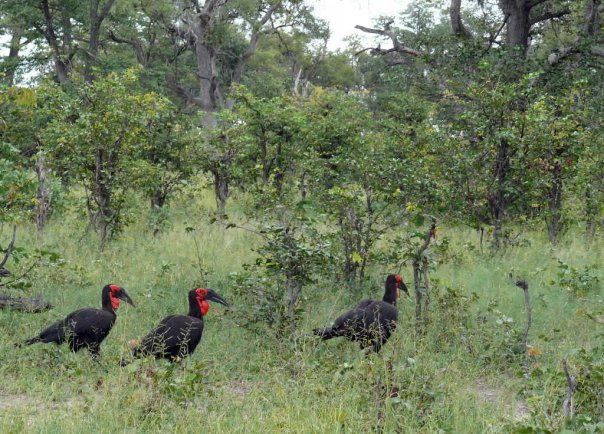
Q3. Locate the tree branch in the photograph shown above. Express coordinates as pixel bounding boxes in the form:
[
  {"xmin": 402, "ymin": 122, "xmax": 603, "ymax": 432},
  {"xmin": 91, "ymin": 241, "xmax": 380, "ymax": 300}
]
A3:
[
  {"xmin": 530, "ymin": 8, "xmax": 571, "ymax": 26},
  {"xmin": 527, "ymin": 0, "xmax": 550, "ymax": 9},
  {"xmin": 108, "ymin": 30, "xmax": 148, "ymax": 66},
  {"xmin": 0, "ymin": 226, "xmax": 16, "ymax": 269},
  {"xmin": 165, "ymin": 74, "xmax": 206, "ymax": 108},
  {"xmin": 98, "ymin": 0, "xmax": 116, "ymax": 21},
  {"xmin": 561, "ymin": 359, "xmax": 578, "ymax": 417},
  {"xmin": 355, "ymin": 24, "xmax": 422, "ymax": 57},
  {"xmin": 232, "ymin": 2, "xmax": 282, "ymax": 84}
]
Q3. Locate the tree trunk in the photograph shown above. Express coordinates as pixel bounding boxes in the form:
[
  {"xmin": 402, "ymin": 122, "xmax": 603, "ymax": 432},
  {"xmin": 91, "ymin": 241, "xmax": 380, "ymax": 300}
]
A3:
[
  {"xmin": 498, "ymin": 0, "xmax": 534, "ymax": 52},
  {"xmin": 489, "ymin": 138, "xmax": 510, "ymax": 249},
  {"xmin": 85, "ymin": 0, "xmax": 116, "ymax": 82},
  {"xmin": 450, "ymin": 0, "xmax": 472, "ymax": 38},
  {"xmin": 3, "ymin": 27, "xmax": 23, "ymax": 86},
  {"xmin": 285, "ymin": 277, "xmax": 302, "ymax": 329},
  {"xmin": 40, "ymin": 0, "xmax": 72, "ymax": 85},
  {"xmin": 422, "ymin": 257, "xmax": 430, "ymax": 326},
  {"xmin": 35, "ymin": 153, "xmax": 52, "ymax": 233},
  {"xmin": 413, "ymin": 261, "xmax": 422, "ymax": 334},
  {"xmin": 546, "ymin": 163, "xmax": 564, "ymax": 244},
  {"xmin": 94, "ymin": 148, "xmax": 113, "ymax": 250},
  {"xmin": 150, "ymin": 189, "xmax": 167, "ymax": 210},
  {"xmin": 585, "ymin": 183, "xmax": 598, "ymax": 240},
  {"xmin": 191, "ymin": 18, "xmax": 222, "ymax": 127},
  {"xmin": 299, "ymin": 171, "xmax": 308, "ymax": 199},
  {"xmin": 212, "ymin": 169, "xmax": 229, "ymax": 217}
]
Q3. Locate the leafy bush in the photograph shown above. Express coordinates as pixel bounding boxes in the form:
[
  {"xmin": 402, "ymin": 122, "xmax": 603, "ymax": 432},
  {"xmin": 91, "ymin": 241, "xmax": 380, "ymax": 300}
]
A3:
[
  {"xmin": 514, "ymin": 342, "xmax": 604, "ymax": 432},
  {"xmin": 552, "ymin": 259, "xmax": 600, "ymax": 298}
]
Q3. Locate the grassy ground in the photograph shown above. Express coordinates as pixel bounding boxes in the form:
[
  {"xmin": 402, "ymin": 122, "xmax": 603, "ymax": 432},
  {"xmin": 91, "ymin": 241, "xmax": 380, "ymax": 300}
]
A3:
[{"xmin": 0, "ymin": 189, "xmax": 602, "ymax": 433}]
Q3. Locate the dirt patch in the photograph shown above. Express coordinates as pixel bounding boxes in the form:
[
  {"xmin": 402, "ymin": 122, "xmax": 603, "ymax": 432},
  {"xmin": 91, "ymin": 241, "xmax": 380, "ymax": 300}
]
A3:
[
  {"xmin": 472, "ymin": 378, "xmax": 529, "ymax": 421},
  {"xmin": 0, "ymin": 391, "xmax": 78, "ymax": 414},
  {"xmin": 227, "ymin": 380, "xmax": 252, "ymax": 398},
  {"xmin": 0, "ymin": 392, "xmax": 41, "ymax": 411}
]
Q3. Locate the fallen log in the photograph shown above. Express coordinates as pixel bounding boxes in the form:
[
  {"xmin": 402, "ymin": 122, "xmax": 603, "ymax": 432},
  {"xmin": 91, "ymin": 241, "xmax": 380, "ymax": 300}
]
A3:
[{"xmin": 0, "ymin": 294, "xmax": 53, "ymax": 312}]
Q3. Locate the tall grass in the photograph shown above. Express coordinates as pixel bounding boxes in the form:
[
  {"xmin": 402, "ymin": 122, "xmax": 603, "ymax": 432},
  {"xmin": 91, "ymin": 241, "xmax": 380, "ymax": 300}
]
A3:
[{"xmin": 0, "ymin": 188, "xmax": 601, "ymax": 433}]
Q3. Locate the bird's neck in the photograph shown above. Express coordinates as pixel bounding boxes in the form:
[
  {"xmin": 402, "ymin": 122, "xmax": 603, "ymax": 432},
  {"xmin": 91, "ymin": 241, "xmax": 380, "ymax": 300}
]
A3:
[
  {"xmin": 101, "ymin": 290, "xmax": 117, "ymax": 314},
  {"xmin": 382, "ymin": 284, "xmax": 398, "ymax": 306},
  {"xmin": 188, "ymin": 298, "xmax": 209, "ymax": 319}
]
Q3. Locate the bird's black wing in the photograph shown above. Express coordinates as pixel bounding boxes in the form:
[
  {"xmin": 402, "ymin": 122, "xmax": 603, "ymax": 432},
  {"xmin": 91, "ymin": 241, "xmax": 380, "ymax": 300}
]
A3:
[
  {"xmin": 135, "ymin": 315, "xmax": 204, "ymax": 358},
  {"xmin": 65, "ymin": 308, "xmax": 115, "ymax": 334}
]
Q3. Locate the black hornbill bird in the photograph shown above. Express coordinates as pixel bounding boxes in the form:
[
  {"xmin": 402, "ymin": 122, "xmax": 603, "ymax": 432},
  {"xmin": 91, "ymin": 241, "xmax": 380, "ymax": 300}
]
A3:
[
  {"xmin": 129, "ymin": 288, "xmax": 229, "ymax": 362},
  {"xmin": 313, "ymin": 274, "xmax": 408, "ymax": 353},
  {"xmin": 21, "ymin": 284, "xmax": 134, "ymax": 358}
]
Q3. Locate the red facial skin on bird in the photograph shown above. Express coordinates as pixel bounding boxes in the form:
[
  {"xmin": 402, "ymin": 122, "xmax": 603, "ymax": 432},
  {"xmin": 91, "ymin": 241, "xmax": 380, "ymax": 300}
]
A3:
[
  {"xmin": 196, "ymin": 288, "xmax": 210, "ymax": 316},
  {"xmin": 109, "ymin": 284, "xmax": 122, "ymax": 309},
  {"xmin": 394, "ymin": 275, "xmax": 403, "ymax": 299}
]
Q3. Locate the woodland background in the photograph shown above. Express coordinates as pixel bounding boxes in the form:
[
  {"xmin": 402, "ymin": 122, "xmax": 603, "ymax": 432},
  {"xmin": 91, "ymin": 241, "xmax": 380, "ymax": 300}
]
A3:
[{"xmin": 0, "ymin": 0, "xmax": 602, "ymax": 432}]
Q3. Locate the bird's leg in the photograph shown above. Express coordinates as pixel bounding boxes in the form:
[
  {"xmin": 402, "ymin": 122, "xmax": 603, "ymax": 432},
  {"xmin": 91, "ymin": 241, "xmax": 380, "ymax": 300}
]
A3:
[{"xmin": 89, "ymin": 345, "xmax": 101, "ymax": 362}]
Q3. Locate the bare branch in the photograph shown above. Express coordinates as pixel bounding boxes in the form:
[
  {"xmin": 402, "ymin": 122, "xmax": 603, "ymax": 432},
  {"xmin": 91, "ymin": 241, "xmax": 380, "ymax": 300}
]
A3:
[
  {"xmin": 515, "ymin": 280, "xmax": 532, "ymax": 356},
  {"xmin": 0, "ymin": 226, "xmax": 16, "ymax": 268},
  {"xmin": 355, "ymin": 24, "xmax": 422, "ymax": 57},
  {"xmin": 561, "ymin": 359, "xmax": 578, "ymax": 417}
]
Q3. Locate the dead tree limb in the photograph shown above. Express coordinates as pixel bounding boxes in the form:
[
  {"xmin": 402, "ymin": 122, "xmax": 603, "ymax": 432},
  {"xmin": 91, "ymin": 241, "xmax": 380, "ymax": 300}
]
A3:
[
  {"xmin": 515, "ymin": 280, "xmax": 532, "ymax": 354},
  {"xmin": 0, "ymin": 226, "xmax": 17, "ymax": 277},
  {"xmin": 354, "ymin": 24, "xmax": 422, "ymax": 57},
  {"xmin": 0, "ymin": 294, "xmax": 53, "ymax": 312},
  {"xmin": 561, "ymin": 359, "xmax": 578, "ymax": 417}
]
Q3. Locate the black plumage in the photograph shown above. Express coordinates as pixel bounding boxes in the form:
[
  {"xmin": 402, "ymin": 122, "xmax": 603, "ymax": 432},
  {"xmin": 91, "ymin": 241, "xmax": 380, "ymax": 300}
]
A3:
[
  {"xmin": 130, "ymin": 288, "xmax": 228, "ymax": 361},
  {"xmin": 22, "ymin": 284, "xmax": 134, "ymax": 358},
  {"xmin": 313, "ymin": 274, "xmax": 408, "ymax": 352}
]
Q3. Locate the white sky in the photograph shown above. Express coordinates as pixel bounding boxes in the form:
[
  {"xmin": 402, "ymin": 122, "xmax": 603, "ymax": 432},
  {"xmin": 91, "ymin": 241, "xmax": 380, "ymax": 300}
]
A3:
[{"xmin": 308, "ymin": 0, "xmax": 411, "ymax": 50}]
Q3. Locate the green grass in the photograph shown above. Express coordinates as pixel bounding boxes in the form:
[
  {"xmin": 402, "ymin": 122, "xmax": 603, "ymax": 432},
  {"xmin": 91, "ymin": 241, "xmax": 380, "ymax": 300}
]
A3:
[{"xmin": 0, "ymin": 189, "xmax": 602, "ymax": 433}]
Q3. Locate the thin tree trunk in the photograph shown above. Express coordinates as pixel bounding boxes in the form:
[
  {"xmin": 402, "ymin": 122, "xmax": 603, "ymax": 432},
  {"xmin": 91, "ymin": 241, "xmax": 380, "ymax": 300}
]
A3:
[
  {"xmin": 150, "ymin": 189, "xmax": 166, "ymax": 210},
  {"xmin": 35, "ymin": 153, "xmax": 52, "ymax": 233},
  {"xmin": 422, "ymin": 257, "xmax": 430, "ymax": 326},
  {"xmin": 489, "ymin": 138, "xmax": 510, "ymax": 249},
  {"xmin": 94, "ymin": 148, "xmax": 112, "ymax": 250},
  {"xmin": 413, "ymin": 262, "xmax": 422, "ymax": 334},
  {"xmin": 546, "ymin": 163, "xmax": 564, "ymax": 244},
  {"xmin": 585, "ymin": 183, "xmax": 598, "ymax": 240},
  {"xmin": 212, "ymin": 170, "xmax": 229, "ymax": 217},
  {"xmin": 85, "ymin": 0, "xmax": 116, "ymax": 83},
  {"xmin": 39, "ymin": 0, "xmax": 72, "ymax": 85},
  {"xmin": 285, "ymin": 277, "xmax": 302, "ymax": 328}
]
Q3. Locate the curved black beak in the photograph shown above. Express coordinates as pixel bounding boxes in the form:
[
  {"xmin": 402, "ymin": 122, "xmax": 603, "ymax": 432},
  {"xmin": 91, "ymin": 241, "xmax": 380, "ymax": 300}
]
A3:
[
  {"xmin": 206, "ymin": 289, "xmax": 229, "ymax": 307},
  {"xmin": 400, "ymin": 282, "xmax": 409, "ymax": 297},
  {"xmin": 117, "ymin": 289, "xmax": 135, "ymax": 307}
]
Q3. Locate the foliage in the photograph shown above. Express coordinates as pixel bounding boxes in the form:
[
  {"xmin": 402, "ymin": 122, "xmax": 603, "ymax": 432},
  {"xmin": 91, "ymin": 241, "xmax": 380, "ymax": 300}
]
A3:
[
  {"xmin": 516, "ymin": 343, "xmax": 604, "ymax": 432},
  {"xmin": 551, "ymin": 259, "xmax": 600, "ymax": 298},
  {"xmin": 40, "ymin": 70, "xmax": 175, "ymax": 245}
]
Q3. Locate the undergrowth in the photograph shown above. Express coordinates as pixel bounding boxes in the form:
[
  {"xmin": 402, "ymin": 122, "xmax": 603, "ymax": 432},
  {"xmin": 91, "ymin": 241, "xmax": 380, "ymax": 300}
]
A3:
[{"xmin": 0, "ymin": 189, "xmax": 601, "ymax": 433}]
